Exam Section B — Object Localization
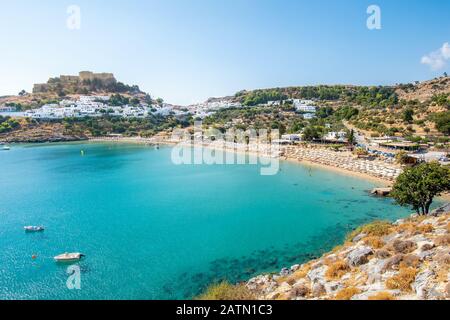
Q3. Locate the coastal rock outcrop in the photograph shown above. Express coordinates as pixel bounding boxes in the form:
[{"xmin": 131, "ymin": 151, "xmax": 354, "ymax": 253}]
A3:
[
  {"xmin": 0, "ymin": 122, "xmax": 88, "ymax": 143},
  {"xmin": 246, "ymin": 211, "xmax": 450, "ymax": 300},
  {"xmin": 346, "ymin": 246, "xmax": 373, "ymax": 266}
]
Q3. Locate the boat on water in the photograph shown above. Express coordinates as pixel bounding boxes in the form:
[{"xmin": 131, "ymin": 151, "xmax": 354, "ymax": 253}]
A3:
[
  {"xmin": 24, "ymin": 226, "xmax": 45, "ymax": 232},
  {"xmin": 1, "ymin": 145, "xmax": 10, "ymax": 151},
  {"xmin": 54, "ymin": 252, "xmax": 85, "ymax": 262}
]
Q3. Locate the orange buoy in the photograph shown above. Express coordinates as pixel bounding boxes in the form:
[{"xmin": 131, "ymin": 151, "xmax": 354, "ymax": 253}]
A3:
[{"xmin": 32, "ymin": 254, "xmax": 37, "ymax": 260}]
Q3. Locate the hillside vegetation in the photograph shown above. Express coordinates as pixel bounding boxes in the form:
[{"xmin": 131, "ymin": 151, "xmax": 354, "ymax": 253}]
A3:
[{"xmin": 207, "ymin": 76, "xmax": 449, "ymax": 147}]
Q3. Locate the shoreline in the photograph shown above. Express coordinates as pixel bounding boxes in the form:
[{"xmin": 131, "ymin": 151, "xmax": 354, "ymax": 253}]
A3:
[
  {"xmin": 89, "ymin": 137, "xmax": 450, "ymax": 200},
  {"xmin": 9, "ymin": 136, "xmax": 450, "ymax": 200},
  {"xmin": 87, "ymin": 136, "xmax": 394, "ymax": 186}
]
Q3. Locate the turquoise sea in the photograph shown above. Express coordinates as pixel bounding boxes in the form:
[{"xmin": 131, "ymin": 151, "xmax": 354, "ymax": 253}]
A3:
[{"xmin": 0, "ymin": 142, "xmax": 415, "ymax": 300}]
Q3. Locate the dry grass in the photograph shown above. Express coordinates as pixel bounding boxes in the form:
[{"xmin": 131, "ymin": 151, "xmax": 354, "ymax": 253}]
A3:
[
  {"xmin": 417, "ymin": 224, "xmax": 434, "ymax": 234},
  {"xmin": 410, "ymin": 215, "xmax": 429, "ymax": 223},
  {"xmin": 347, "ymin": 221, "xmax": 393, "ymax": 242},
  {"xmin": 294, "ymin": 264, "xmax": 312, "ymax": 279},
  {"xmin": 436, "ymin": 267, "xmax": 448, "ymax": 283},
  {"xmin": 385, "ymin": 267, "xmax": 418, "ymax": 292},
  {"xmin": 325, "ymin": 260, "xmax": 350, "ymax": 280},
  {"xmin": 342, "ymin": 268, "xmax": 367, "ymax": 287},
  {"xmin": 363, "ymin": 236, "xmax": 385, "ymax": 249},
  {"xmin": 394, "ymin": 222, "xmax": 417, "ymax": 235},
  {"xmin": 276, "ymin": 264, "xmax": 311, "ymax": 285},
  {"xmin": 197, "ymin": 282, "xmax": 256, "ymax": 300},
  {"xmin": 274, "ymin": 293, "xmax": 290, "ymax": 300},
  {"xmin": 368, "ymin": 292, "xmax": 397, "ymax": 300},
  {"xmin": 334, "ymin": 287, "xmax": 360, "ymax": 300}
]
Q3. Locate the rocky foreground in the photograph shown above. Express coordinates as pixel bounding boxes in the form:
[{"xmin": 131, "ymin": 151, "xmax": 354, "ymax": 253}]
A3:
[{"xmin": 247, "ymin": 209, "xmax": 450, "ymax": 300}]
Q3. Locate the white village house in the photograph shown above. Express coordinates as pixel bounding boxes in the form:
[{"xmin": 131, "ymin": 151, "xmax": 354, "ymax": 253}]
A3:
[
  {"xmin": 0, "ymin": 105, "xmax": 17, "ymax": 112},
  {"xmin": 24, "ymin": 96, "xmax": 153, "ymax": 119},
  {"xmin": 293, "ymin": 99, "xmax": 316, "ymax": 113}
]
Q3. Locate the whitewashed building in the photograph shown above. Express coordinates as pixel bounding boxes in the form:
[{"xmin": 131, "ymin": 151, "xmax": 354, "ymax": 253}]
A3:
[
  {"xmin": 281, "ymin": 134, "xmax": 302, "ymax": 141},
  {"xmin": 0, "ymin": 105, "xmax": 17, "ymax": 112},
  {"xmin": 303, "ymin": 113, "xmax": 316, "ymax": 120},
  {"xmin": 324, "ymin": 131, "xmax": 347, "ymax": 142},
  {"xmin": 293, "ymin": 99, "xmax": 316, "ymax": 113}
]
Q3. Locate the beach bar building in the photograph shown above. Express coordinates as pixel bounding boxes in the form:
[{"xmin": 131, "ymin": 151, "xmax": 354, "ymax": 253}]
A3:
[{"xmin": 377, "ymin": 141, "xmax": 421, "ymax": 152}]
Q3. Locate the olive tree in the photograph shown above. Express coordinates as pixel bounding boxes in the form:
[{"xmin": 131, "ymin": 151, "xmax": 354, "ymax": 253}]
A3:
[{"xmin": 391, "ymin": 162, "xmax": 450, "ymax": 215}]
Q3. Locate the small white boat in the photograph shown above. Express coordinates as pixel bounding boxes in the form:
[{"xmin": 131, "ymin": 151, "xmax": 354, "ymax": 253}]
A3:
[
  {"xmin": 2, "ymin": 145, "xmax": 10, "ymax": 151},
  {"xmin": 24, "ymin": 226, "xmax": 45, "ymax": 232},
  {"xmin": 54, "ymin": 252, "xmax": 85, "ymax": 262}
]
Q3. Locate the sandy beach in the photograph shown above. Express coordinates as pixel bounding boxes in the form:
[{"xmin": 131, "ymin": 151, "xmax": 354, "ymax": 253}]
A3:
[
  {"xmin": 88, "ymin": 136, "xmax": 397, "ymax": 184},
  {"xmin": 284, "ymin": 156, "xmax": 392, "ymax": 185}
]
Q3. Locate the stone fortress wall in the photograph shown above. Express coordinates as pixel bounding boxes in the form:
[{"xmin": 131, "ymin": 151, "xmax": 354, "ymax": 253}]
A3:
[{"xmin": 33, "ymin": 71, "xmax": 117, "ymax": 93}]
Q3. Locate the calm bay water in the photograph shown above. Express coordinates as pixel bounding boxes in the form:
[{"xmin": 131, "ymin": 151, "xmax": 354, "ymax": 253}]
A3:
[{"xmin": 0, "ymin": 143, "xmax": 413, "ymax": 300}]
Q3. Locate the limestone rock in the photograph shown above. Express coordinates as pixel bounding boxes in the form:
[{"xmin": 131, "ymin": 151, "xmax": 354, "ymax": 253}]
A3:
[
  {"xmin": 307, "ymin": 265, "xmax": 326, "ymax": 283},
  {"xmin": 290, "ymin": 264, "xmax": 300, "ymax": 272},
  {"xmin": 375, "ymin": 249, "xmax": 391, "ymax": 259},
  {"xmin": 289, "ymin": 282, "xmax": 310, "ymax": 298},
  {"xmin": 381, "ymin": 254, "xmax": 404, "ymax": 272},
  {"xmin": 363, "ymin": 258, "xmax": 387, "ymax": 283},
  {"xmin": 420, "ymin": 242, "xmax": 435, "ymax": 252},
  {"xmin": 280, "ymin": 268, "xmax": 291, "ymax": 277},
  {"xmin": 418, "ymin": 250, "xmax": 435, "ymax": 261},
  {"xmin": 347, "ymin": 246, "xmax": 373, "ymax": 266},
  {"xmin": 311, "ymin": 282, "xmax": 326, "ymax": 297},
  {"xmin": 352, "ymin": 233, "xmax": 367, "ymax": 243},
  {"xmin": 324, "ymin": 281, "xmax": 344, "ymax": 295},
  {"xmin": 412, "ymin": 270, "xmax": 435, "ymax": 299},
  {"xmin": 445, "ymin": 283, "xmax": 450, "ymax": 299}
]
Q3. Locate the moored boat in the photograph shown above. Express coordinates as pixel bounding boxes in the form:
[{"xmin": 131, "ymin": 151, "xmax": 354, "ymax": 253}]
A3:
[
  {"xmin": 2, "ymin": 145, "xmax": 10, "ymax": 151},
  {"xmin": 24, "ymin": 226, "xmax": 45, "ymax": 232},
  {"xmin": 54, "ymin": 252, "xmax": 85, "ymax": 262}
]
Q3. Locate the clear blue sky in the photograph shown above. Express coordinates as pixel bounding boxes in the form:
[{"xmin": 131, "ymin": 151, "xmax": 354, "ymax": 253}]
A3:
[{"xmin": 0, "ymin": 0, "xmax": 449, "ymax": 105}]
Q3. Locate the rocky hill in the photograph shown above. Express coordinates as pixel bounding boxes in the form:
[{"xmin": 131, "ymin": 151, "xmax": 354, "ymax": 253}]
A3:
[
  {"xmin": 217, "ymin": 76, "xmax": 449, "ymax": 138},
  {"xmin": 32, "ymin": 71, "xmax": 141, "ymax": 96},
  {"xmin": 0, "ymin": 71, "xmax": 147, "ymax": 111},
  {"xmin": 396, "ymin": 76, "xmax": 450, "ymax": 103},
  {"xmin": 246, "ymin": 209, "xmax": 450, "ymax": 300}
]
